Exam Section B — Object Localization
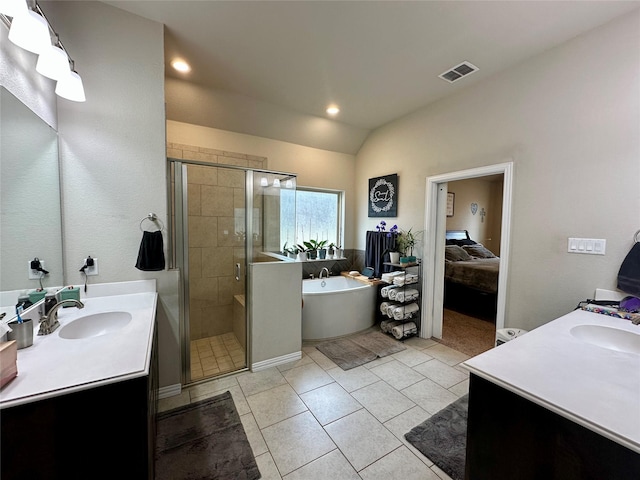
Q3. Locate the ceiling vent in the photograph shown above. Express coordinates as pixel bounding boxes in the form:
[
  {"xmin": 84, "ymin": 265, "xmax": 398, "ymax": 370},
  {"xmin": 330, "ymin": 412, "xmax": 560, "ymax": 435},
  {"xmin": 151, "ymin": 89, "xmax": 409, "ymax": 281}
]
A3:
[{"xmin": 439, "ymin": 61, "xmax": 479, "ymax": 83}]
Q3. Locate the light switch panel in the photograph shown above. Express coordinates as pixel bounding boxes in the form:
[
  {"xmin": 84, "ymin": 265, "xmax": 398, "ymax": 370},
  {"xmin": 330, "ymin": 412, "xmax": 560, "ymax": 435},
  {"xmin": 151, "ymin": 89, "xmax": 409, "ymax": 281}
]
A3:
[{"xmin": 568, "ymin": 238, "xmax": 606, "ymax": 255}]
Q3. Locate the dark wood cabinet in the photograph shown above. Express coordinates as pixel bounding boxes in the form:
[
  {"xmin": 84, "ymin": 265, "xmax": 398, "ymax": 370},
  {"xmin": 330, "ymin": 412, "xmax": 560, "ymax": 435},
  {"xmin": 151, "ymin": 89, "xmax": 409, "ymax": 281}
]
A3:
[
  {"xmin": 465, "ymin": 374, "xmax": 640, "ymax": 480},
  {"xmin": 1, "ymin": 324, "xmax": 158, "ymax": 480}
]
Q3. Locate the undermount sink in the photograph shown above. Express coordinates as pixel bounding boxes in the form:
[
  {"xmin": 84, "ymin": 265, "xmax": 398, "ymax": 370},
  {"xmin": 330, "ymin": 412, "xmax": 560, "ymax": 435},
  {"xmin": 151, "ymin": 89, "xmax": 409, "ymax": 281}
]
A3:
[
  {"xmin": 59, "ymin": 312, "xmax": 132, "ymax": 340},
  {"xmin": 570, "ymin": 324, "xmax": 640, "ymax": 355}
]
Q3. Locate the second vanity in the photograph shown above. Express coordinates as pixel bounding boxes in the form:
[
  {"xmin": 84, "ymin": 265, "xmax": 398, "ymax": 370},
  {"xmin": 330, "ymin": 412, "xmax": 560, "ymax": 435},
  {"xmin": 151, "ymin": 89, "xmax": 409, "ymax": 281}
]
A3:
[
  {"xmin": 463, "ymin": 308, "xmax": 640, "ymax": 479},
  {"xmin": 0, "ymin": 280, "xmax": 158, "ymax": 479}
]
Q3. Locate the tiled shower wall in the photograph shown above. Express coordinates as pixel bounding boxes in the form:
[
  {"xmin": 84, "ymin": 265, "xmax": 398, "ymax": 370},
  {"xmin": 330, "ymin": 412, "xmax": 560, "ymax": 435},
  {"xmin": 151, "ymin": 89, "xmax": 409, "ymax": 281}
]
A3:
[{"xmin": 167, "ymin": 142, "xmax": 267, "ymax": 341}]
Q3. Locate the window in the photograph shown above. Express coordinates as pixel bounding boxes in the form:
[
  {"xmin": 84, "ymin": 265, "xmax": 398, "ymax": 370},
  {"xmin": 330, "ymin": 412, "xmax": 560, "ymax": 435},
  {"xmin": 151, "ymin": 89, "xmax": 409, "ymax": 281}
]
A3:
[{"xmin": 280, "ymin": 187, "xmax": 343, "ymax": 250}]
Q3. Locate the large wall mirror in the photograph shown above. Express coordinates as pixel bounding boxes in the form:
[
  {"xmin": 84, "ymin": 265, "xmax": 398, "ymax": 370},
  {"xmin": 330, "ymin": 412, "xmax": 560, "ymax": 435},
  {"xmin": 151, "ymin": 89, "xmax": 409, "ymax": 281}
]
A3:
[{"xmin": 1, "ymin": 87, "xmax": 64, "ymax": 293}]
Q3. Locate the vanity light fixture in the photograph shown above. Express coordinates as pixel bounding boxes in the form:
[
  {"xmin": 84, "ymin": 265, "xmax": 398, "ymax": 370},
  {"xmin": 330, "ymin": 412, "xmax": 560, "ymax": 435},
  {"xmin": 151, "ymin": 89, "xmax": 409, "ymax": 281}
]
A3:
[
  {"xmin": 7, "ymin": 5, "xmax": 49, "ymax": 54},
  {"xmin": 1, "ymin": 0, "xmax": 86, "ymax": 102},
  {"xmin": 36, "ymin": 37, "xmax": 70, "ymax": 80},
  {"xmin": 272, "ymin": 178, "xmax": 281, "ymax": 188},
  {"xmin": 55, "ymin": 63, "xmax": 85, "ymax": 102},
  {"xmin": 285, "ymin": 179, "xmax": 293, "ymax": 189},
  {"xmin": 326, "ymin": 105, "xmax": 340, "ymax": 116},
  {"xmin": 171, "ymin": 58, "xmax": 191, "ymax": 73},
  {"xmin": 260, "ymin": 177, "xmax": 268, "ymax": 187}
]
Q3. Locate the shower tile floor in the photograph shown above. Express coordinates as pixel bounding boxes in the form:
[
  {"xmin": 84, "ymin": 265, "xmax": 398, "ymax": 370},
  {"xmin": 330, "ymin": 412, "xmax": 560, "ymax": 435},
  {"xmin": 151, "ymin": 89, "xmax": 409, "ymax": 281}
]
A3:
[
  {"xmin": 190, "ymin": 332, "xmax": 246, "ymax": 380},
  {"xmin": 161, "ymin": 334, "xmax": 472, "ymax": 479}
]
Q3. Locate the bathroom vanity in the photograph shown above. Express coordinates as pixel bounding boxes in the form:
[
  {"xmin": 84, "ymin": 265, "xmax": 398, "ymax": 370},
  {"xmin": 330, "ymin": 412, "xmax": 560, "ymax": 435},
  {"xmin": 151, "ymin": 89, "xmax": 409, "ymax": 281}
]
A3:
[
  {"xmin": 0, "ymin": 282, "xmax": 158, "ymax": 479},
  {"xmin": 463, "ymin": 309, "xmax": 640, "ymax": 479}
]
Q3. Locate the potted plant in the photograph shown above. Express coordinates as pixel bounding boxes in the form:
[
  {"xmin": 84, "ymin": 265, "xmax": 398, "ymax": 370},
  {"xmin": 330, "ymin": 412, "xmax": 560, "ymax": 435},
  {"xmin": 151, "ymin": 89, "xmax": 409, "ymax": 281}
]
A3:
[
  {"xmin": 317, "ymin": 240, "xmax": 329, "ymax": 259},
  {"xmin": 327, "ymin": 243, "xmax": 336, "ymax": 259},
  {"xmin": 282, "ymin": 242, "xmax": 298, "ymax": 259},
  {"xmin": 295, "ymin": 243, "xmax": 308, "ymax": 262},
  {"xmin": 302, "ymin": 240, "xmax": 317, "ymax": 260},
  {"xmin": 334, "ymin": 244, "xmax": 343, "ymax": 258},
  {"xmin": 302, "ymin": 239, "xmax": 327, "ymax": 260},
  {"xmin": 396, "ymin": 228, "xmax": 421, "ymax": 264}
]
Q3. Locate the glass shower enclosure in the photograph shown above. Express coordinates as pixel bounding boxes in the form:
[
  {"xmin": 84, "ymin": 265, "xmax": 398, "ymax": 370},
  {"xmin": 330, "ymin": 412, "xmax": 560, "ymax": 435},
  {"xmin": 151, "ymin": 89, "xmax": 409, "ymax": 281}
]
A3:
[{"xmin": 168, "ymin": 159, "xmax": 296, "ymax": 385}]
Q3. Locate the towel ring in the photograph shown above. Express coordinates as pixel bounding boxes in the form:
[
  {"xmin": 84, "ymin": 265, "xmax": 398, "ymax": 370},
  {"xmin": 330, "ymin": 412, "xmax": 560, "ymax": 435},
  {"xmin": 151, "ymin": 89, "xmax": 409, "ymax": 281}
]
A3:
[
  {"xmin": 139, "ymin": 213, "xmax": 164, "ymax": 232},
  {"xmin": 635, "ymin": 229, "xmax": 640, "ymax": 244}
]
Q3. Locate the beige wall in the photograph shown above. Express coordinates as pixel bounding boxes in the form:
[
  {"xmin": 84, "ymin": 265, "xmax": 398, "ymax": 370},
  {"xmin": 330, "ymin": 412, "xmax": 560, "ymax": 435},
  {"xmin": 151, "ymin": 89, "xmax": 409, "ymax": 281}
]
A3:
[
  {"xmin": 45, "ymin": 2, "xmax": 178, "ymax": 387},
  {"xmin": 355, "ymin": 11, "xmax": 640, "ymax": 331},
  {"xmin": 167, "ymin": 120, "xmax": 358, "ymax": 249}
]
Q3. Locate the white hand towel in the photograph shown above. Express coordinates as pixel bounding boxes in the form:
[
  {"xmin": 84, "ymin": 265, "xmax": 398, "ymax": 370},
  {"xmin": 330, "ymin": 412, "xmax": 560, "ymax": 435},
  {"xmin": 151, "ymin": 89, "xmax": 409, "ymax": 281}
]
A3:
[
  {"xmin": 381, "ymin": 285, "xmax": 399, "ymax": 298},
  {"xmin": 395, "ymin": 288, "xmax": 419, "ymax": 303},
  {"xmin": 392, "ymin": 302, "xmax": 419, "ymax": 320},
  {"xmin": 380, "ymin": 320, "xmax": 402, "ymax": 333},
  {"xmin": 393, "ymin": 274, "xmax": 418, "ymax": 286},
  {"xmin": 391, "ymin": 321, "xmax": 417, "ymax": 339},
  {"xmin": 381, "ymin": 271, "xmax": 404, "ymax": 283}
]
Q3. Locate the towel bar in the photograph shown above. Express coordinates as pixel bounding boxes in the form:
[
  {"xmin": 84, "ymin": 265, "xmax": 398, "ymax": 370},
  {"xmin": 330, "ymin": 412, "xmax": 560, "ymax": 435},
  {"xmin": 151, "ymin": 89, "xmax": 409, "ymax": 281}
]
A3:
[{"xmin": 139, "ymin": 213, "xmax": 164, "ymax": 232}]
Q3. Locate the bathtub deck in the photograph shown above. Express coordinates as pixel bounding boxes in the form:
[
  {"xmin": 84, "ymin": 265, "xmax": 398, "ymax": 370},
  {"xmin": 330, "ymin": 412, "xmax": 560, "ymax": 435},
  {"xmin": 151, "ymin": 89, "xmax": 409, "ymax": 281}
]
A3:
[{"xmin": 340, "ymin": 271, "xmax": 385, "ymax": 285}]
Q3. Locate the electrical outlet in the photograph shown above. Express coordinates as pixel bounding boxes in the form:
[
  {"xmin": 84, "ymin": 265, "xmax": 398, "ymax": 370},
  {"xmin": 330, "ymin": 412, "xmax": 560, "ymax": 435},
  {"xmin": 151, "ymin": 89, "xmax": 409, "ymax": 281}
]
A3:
[
  {"xmin": 83, "ymin": 258, "xmax": 99, "ymax": 276},
  {"xmin": 27, "ymin": 260, "xmax": 46, "ymax": 279}
]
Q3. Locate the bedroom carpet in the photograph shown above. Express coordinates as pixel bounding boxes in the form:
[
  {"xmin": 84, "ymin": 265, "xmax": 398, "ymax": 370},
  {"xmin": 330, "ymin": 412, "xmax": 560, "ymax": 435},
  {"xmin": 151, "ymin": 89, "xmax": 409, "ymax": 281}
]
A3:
[
  {"xmin": 316, "ymin": 331, "xmax": 406, "ymax": 370},
  {"xmin": 405, "ymin": 394, "xmax": 469, "ymax": 480},
  {"xmin": 155, "ymin": 391, "xmax": 261, "ymax": 480},
  {"xmin": 436, "ymin": 308, "xmax": 495, "ymax": 357}
]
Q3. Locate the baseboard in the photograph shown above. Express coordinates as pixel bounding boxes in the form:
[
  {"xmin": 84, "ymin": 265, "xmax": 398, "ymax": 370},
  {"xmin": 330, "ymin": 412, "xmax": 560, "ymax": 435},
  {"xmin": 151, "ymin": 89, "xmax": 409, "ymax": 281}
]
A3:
[
  {"xmin": 158, "ymin": 383, "xmax": 182, "ymax": 399},
  {"xmin": 251, "ymin": 351, "xmax": 302, "ymax": 372}
]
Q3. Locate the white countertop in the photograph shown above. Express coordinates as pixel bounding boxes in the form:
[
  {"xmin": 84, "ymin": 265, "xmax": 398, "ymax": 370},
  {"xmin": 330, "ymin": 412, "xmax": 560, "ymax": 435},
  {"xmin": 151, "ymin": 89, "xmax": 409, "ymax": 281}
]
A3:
[
  {"xmin": 0, "ymin": 281, "xmax": 157, "ymax": 409},
  {"xmin": 463, "ymin": 309, "xmax": 640, "ymax": 453}
]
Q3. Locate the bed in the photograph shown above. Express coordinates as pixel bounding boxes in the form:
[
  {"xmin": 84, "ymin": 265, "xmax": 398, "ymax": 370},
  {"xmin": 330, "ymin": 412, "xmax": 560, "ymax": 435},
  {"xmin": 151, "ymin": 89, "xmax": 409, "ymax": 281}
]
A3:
[{"xmin": 444, "ymin": 230, "xmax": 499, "ymax": 295}]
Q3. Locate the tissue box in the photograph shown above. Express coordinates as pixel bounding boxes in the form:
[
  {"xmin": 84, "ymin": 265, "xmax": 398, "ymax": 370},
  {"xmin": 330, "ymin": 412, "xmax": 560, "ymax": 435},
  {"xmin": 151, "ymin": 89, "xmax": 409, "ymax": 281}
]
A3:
[
  {"xmin": 57, "ymin": 286, "xmax": 81, "ymax": 304},
  {"xmin": 0, "ymin": 340, "xmax": 18, "ymax": 388}
]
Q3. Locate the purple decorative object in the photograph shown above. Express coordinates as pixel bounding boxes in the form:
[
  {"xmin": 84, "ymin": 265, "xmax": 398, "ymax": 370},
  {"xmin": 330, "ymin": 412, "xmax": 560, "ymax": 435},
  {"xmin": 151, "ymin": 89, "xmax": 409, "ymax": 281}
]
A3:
[{"xmin": 620, "ymin": 296, "xmax": 640, "ymax": 313}]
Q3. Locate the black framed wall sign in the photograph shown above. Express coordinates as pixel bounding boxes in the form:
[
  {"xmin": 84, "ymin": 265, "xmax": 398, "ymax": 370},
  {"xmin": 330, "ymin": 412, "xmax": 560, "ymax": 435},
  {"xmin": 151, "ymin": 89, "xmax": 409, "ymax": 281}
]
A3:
[{"xmin": 368, "ymin": 173, "xmax": 398, "ymax": 217}]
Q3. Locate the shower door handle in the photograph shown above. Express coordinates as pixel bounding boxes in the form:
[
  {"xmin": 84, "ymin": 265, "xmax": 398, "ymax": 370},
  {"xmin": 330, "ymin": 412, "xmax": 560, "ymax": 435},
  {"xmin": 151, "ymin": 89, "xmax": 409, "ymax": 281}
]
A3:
[{"xmin": 235, "ymin": 263, "xmax": 241, "ymax": 281}]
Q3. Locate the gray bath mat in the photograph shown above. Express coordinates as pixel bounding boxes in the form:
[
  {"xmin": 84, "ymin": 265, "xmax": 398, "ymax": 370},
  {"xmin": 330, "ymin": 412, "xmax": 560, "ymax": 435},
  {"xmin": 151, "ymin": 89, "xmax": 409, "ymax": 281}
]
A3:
[
  {"xmin": 155, "ymin": 390, "xmax": 261, "ymax": 480},
  {"xmin": 316, "ymin": 331, "xmax": 406, "ymax": 370},
  {"xmin": 405, "ymin": 394, "xmax": 469, "ymax": 480},
  {"xmin": 351, "ymin": 331, "xmax": 407, "ymax": 357}
]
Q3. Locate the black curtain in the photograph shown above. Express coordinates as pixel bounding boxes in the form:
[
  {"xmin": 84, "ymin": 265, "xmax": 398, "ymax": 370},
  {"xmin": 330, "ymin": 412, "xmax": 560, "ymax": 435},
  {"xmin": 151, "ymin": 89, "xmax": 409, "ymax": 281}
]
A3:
[{"xmin": 365, "ymin": 231, "xmax": 397, "ymax": 279}]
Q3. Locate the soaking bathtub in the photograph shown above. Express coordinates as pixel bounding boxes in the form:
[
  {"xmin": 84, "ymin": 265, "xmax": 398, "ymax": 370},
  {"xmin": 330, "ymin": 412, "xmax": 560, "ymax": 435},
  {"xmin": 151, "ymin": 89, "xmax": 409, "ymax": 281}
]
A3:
[{"xmin": 302, "ymin": 276, "xmax": 376, "ymax": 341}]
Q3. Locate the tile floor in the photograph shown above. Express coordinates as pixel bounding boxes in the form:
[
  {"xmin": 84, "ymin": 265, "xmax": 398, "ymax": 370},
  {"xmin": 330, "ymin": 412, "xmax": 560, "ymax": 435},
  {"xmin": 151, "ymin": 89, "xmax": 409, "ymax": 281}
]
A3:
[
  {"xmin": 190, "ymin": 332, "xmax": 246, "ymax": 380},
  {"xmin": 160, "ymin": 335, "xmax": 472, "ymax": 480}
]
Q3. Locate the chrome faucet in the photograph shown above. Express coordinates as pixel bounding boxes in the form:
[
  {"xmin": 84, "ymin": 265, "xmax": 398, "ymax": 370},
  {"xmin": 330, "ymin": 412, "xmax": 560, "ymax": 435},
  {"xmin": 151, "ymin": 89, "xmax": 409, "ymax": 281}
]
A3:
[
  {"xmin": 38, "ymin": 299, "xmax": 84, "ymax": 335},
  {"xmin": 319, "ymin": 267, "xmax": 330, "ymax": 279}
]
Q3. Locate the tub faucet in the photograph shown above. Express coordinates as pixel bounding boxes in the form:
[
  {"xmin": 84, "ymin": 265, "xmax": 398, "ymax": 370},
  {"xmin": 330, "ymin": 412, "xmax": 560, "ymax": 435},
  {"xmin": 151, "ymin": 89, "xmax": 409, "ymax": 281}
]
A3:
[
  {"xmin": 319, "ymin": 267, "xmax": 330, "ymax": 279},
  {"xmin": 38, "ymin": 299, "xmax": 84, "ymax": 335}
]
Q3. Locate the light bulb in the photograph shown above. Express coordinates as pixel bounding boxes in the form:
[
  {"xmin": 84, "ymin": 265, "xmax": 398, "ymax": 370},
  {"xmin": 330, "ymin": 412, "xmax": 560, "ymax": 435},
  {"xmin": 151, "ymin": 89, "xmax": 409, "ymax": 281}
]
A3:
[
  {"xmin": 326, "ymin": 105, "xmax": 340, "ymax": 115},
  {"xmin": 273, "ymin": 178, "xmax": 280, "ymax": 188},
  {"xmin": 171, "ymin": 59, "xmax": 191, "ymax": 73},
  {"xmin": 0, "ymin": 0, "xmax": 28, "ymax": 18},
  {"xmin": 55, "ymin": 70, "xmax": 86, "ymax": 102},
  {"xmin": 36, "ymin": 44, "xmax": 70, "ymax": 80},
  {"xmin": 8, "ymin": 8, "xmax": 50, "ymax": 54}
]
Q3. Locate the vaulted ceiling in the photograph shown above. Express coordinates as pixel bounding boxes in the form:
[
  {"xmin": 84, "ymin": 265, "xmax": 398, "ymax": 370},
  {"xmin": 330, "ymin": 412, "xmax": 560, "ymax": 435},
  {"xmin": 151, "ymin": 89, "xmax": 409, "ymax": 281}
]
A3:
[{"xmin": 104, "ymin": 1, "xmax": 640, "ymax": 153}]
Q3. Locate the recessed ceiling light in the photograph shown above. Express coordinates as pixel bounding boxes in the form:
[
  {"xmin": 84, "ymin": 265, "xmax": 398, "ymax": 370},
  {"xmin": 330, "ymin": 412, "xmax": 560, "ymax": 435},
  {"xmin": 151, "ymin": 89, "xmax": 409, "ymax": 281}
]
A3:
[
  {"xmin": 171, "ymin": 59, "xmax": 191, "ymax": 73},
  {"xmin": 326, "ymin": 105, "xmax": 340, "ymax": 116}
]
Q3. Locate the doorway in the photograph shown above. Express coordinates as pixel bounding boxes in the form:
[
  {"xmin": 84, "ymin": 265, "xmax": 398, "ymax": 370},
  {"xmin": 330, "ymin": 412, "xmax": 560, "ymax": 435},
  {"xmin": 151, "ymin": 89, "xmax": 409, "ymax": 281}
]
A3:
[{"xmin": 423, "ymin": 162, "xmax": 513, "ymax": 342}]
